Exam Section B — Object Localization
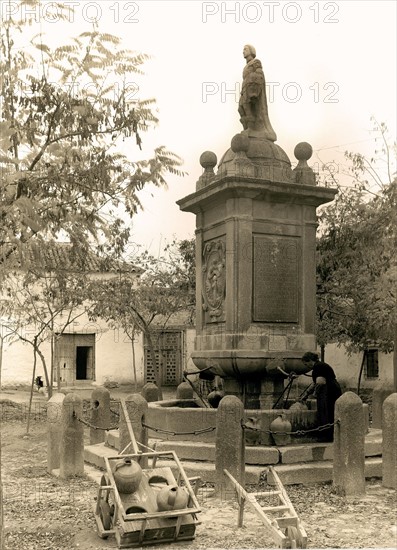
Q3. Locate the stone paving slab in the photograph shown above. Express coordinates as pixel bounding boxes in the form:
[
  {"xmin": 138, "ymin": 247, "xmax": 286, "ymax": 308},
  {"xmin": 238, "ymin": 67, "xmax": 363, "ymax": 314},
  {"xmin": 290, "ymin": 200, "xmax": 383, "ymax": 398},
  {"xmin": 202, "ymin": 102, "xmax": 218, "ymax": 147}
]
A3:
[
  {"xmin": 84, "ymin": 441, "xmax": 382, "ymax": 486},
  {"xmin": 153, "ymin": 440, "xmax": 280, "ymax": 465},
  {"xmin": 104, "ymin": 430, "xmax": 119, "ymax": 449},
  {"xmin": 269, "ymin": 457, "xmax": 382, "ymax": 485},
  {"xmin": 279, "ymin": 443, "xmax": 333, "ymax": 464},
  {"xmin": 84, "ymin": 442, "xmax": 265, "ymax": 484},
  {"xmin": 104, "ymin": 429, "xmax": 382, "ymax": 465},
  {"xmin": 84, "ymin": 443, "xmax": 120, "ymax": 469}
]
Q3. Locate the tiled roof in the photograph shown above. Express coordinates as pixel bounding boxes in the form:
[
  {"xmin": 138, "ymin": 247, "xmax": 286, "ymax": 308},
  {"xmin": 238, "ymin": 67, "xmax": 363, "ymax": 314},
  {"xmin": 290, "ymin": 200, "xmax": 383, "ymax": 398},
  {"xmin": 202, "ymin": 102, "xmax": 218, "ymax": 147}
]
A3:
[{"xmin": 25, "ymin": 241, "xmax": 141, "ymax": 275}]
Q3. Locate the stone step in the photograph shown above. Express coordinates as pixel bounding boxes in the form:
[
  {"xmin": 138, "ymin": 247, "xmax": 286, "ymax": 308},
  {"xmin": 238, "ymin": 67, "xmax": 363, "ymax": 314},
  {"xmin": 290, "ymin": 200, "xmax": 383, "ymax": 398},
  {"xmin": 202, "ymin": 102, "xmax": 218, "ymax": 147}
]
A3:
[
  {"xmin": 269, "ymin": 457, "xmax": 382, "ymax": 485},
  {"xmin": 103, "ymin": 429, "xmax": 382, "ymax": 465},
  {"xmin": 84, "ymin": 442, "xmax": 120, "ymax": 470},
  {"xmin": 84, "ymin": 442, "xmax": 382, "ymax": 486},
  {"xmin": 84, "ymin": 443, "xmax": 265, "ymax": 484},
  {"xmin": 152, "ymin": 440, "xmax": 279, "ymax": 465}
]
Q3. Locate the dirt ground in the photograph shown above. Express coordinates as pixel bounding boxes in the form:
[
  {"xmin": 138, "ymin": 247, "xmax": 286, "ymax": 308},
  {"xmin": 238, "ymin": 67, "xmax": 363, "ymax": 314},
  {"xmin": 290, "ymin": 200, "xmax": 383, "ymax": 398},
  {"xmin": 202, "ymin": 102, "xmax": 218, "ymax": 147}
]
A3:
[{"xmin": 1, "ymin": 398, "xmax": 396, "ymax": 550}]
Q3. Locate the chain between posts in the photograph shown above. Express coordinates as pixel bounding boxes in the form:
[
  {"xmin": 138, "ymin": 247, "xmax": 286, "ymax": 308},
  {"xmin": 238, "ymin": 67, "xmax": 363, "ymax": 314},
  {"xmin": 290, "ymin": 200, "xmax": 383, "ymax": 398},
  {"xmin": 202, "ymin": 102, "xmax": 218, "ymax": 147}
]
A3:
[
  {"xmin": 242, "ymin": 419, "xmax": 340, "ymax": 436},
  {"xmin": 141, "ymin": 421, "xmax": 216, "ymax": 437},
  {"xmin": 73, "ymin": 412, "xmax": 119, "ymax": 431},
  {"xmin": 73, "ymin": 413, "xmax": 339, "ymax": 437}
]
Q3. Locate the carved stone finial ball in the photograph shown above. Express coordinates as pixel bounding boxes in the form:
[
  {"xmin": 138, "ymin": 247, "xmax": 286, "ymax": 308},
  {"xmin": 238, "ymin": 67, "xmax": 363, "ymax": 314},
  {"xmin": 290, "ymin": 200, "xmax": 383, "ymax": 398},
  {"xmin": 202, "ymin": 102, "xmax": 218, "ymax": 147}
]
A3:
[
  {"xmin": 231, "ymin": 133, "xmax": 250, "ymax": 153},
  {"xmin": 294, "ymin": 142, "xmax": 313, "ymax": 161},
  {"xmin": 200, "ymin": 151, "xmax": 217, "ymax": 169}
]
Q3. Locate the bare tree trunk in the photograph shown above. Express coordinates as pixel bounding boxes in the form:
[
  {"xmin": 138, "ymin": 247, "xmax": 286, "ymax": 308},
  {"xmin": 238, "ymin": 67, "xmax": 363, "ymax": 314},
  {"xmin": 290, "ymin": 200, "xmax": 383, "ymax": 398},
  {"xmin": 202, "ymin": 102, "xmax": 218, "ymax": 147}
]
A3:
[
  {"xmin": 320, "ymin": 344, "xmax": 325, "ymax": 362},
  {"xmin": 26, "ymin": 344, "xmax": 38, "ymax": 434},
  {"xmin": 131, "ymin": 335, "xmax": 137, "ymax": 391},
  {"xmin": 0, "ymin": 430, "xmax": 3, "ymax": 550},
  {"xmin": 36, "ymin": 346, "xmax": 51, "ymax": 398},
  {"xmin": 0, "ymin": 335, "xmax": 3, "ymax": 391},
  {"xmin": 50, "ymin": 332, "xmax": 54, "ymax": 396},
  {"xmin": 393, "ymin": 325, "xmax": 397, "ymax": 393},
  {"xmin": 357, "ymin": 349, "xmax": 367, "ymax": 396},
  {"xmin": 0, "ymin": 339, "xmax": 3, "ymax": 543},
  {"xmin": 54, "ymin": 334, "xmax": 61, "ymax": 392},
  {"xmin": 145, "ymin": 330, "xmax": 163, "ymax": 400}
]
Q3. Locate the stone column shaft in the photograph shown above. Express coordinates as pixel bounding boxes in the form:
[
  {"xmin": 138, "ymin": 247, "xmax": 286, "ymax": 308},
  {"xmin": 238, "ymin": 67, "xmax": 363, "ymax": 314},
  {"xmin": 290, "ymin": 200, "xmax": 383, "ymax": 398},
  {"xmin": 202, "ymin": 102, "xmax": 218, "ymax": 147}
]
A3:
[
  {"xmin": 333, "ymin": 391, "xmax": 365, "ymax": 496},
  {"xmin": 60, "ymin": 393, "xmax": 84, "ymax": 479},
  {"xmin": 215, "ymin": 396, "xmax": 245, "ymax": 499},
  {"xmin": 90, "ymin": 387, "xmax": 111, "ymax": 445},
  {"xmin": 382, "ymin": 393, "xmax": 397, "ymax": 488}
]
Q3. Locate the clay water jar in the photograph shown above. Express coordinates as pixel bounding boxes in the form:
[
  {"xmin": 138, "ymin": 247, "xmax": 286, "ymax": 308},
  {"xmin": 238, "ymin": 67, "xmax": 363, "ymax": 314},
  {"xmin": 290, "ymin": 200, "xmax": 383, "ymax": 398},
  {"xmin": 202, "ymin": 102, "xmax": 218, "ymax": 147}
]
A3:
[
  {"xmin": 270, "ymin": 413, "xmax": 292, "ymax": 446},
  {"xmin": 289, "ymin": 401, "xmax": 308, "ymax": 412},
  {"xmin": 156, "ymin": 486, "xmax": 189, "ymax": 512},
  {"xmin": 207, "ymin": 390, "xmax": 224, "ymax": 408},
  {"xmin": 244, "ymin": 417, "xmax": 261, "ymax": 446},
  {"xmin": 113, "ymin": 457, "xmax": 142, "ymax": 494}
]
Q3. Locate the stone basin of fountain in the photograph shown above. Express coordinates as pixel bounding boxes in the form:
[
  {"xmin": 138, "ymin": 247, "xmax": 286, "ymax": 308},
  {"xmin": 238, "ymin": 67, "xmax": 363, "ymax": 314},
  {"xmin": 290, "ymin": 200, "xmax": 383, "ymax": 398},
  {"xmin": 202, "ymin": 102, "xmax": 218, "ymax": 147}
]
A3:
[
  {"xmin": 147, "ymin": 398, "xmax": 318, "ymax": 445},
  {"xmin": 153, "ymin": 399, "xmax": 202, "ymax": 408}
]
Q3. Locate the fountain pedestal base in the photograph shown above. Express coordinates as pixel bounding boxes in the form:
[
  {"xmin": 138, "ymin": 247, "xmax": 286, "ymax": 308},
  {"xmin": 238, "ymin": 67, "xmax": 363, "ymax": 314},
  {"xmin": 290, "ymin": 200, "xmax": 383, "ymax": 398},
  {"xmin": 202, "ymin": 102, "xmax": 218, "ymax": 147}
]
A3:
[{"xmin": 222, "ymin": 376, "xmax": 286, "ymax": 409}]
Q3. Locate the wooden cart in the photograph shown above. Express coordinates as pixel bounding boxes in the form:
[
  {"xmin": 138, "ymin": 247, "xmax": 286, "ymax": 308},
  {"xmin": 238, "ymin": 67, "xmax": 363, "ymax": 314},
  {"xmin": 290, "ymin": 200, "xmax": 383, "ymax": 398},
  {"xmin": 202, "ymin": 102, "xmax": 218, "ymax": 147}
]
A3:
[
  {"xmin": 94, "ymin": 400, "xmax": 201, "ymax": 548},
  {"xmin": 224, "ymin": 467, "xmax": 307, "ymax": 548},
  {"xmin": 94, "ymin": 450, "xmax": 201, "ymax": 548}
]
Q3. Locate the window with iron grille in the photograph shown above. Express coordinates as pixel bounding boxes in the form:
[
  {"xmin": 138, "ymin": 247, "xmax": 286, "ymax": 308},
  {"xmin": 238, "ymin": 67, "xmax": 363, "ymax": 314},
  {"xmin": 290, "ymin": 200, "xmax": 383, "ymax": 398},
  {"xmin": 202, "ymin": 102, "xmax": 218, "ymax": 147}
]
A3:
[
  {"xmin": 144, "ymin": 330, "xmax": 182, "ymax": 386},
  {"xmin": 364, "ymin": 349, "xmax": 379, "ymax": 379}
]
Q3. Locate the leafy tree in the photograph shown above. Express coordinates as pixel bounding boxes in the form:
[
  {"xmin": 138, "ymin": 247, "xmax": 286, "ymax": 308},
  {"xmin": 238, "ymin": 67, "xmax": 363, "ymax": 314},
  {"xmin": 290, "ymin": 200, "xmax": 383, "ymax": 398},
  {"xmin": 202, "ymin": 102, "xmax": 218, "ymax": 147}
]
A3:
[
  {"xmin": 0, "ymin": 0, "xmax": 184, "ymax": 277},
  {"xmin": 316, "ymin": 120, "xmax": 396, "ymax": 387},
  {"xmin": 0, "ymin": 245, "xmax": 94, "ymax": 401},
  {"xmin": 89, "ymin": 238, "xmax": 196, "ymax": 395}
]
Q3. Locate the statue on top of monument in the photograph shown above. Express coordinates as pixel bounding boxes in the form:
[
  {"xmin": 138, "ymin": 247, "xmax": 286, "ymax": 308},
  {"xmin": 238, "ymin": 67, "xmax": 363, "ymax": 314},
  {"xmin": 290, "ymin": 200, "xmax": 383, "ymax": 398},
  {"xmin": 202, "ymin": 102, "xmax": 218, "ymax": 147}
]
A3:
[{"xmin": 238, "ymin": 45, "xmax": 277, "ymax": 141}]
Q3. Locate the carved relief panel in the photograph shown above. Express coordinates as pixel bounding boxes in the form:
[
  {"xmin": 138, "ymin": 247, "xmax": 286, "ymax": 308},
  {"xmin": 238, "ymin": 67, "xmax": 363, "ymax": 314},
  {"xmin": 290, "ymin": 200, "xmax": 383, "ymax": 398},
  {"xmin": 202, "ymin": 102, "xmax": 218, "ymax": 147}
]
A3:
[{"xmin": 202, "ymin": 239, "xmax": 226, "ymax": 323}]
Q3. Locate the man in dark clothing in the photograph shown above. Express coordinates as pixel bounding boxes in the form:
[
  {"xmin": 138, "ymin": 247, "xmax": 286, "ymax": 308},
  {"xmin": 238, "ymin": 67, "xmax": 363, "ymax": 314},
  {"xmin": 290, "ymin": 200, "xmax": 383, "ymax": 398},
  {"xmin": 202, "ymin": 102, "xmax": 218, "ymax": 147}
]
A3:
[{"xmin": 301, "ymin": 352, "xmax": 342, "ymax": 441}]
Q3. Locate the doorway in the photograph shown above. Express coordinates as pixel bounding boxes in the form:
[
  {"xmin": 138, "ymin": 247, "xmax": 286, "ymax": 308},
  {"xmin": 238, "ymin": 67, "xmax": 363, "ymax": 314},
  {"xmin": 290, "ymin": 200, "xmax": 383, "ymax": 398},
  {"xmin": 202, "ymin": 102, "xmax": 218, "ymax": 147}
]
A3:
[
  {"xmin": 54, "ymin": 333, "xmax": 95, "ymax": 384},
  {"xmin": 76, "ymin": 346, "xmax": 90, "ymax": 379}
]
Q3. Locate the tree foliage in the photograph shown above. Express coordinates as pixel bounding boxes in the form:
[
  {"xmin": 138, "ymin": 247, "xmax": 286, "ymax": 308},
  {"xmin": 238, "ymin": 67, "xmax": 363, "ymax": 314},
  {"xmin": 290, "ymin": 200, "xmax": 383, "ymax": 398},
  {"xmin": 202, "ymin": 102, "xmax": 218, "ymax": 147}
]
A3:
[
  {"xmin": 0, "ymin": 0, "xmax": 184, "ymax": 277},
  {"xmin": 0, "ymin": 243, "xmax": 95, "ymax": 395},
  {"xmin": 89, "ymin": 238, "xmax": 195, "ymax": 392},
  {"xmin": 316, "ymin": 121, "xmax": 396, "ymax": 354}
]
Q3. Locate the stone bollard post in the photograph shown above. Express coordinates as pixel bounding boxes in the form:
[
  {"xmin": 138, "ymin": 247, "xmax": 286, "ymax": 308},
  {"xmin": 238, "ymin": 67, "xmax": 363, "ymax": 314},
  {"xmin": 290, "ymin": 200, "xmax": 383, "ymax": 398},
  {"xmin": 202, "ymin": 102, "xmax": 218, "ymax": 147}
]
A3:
[
  {"xmin": 47, "ymin": 392, "xmax": 65, "ymax": 474},
  {"xmin": 90, "ymin": 387, "xmax": 111, "ymax": 445},
  {"xmin": 119, "ymin": 394, "xmax": 148, "ymax": 467},
  {"xmin": 363, "ymin": 403, "xmax": 370, "ymax": 434},
  {"xmin": 215, "ymin": 396, "xmax": 245, "ymax": 500},
  {"xmin": 59, "ymin": 393, "xmax": 84, "ymax": 479},
  {"xmin": 333, "ymin": 391, "xmax": 365, "ymax": 496},
  {"xmin": 382, "ymin": 393, "xmax": 397, "ymax": 489},
  {"xmin": 372, "ymin": 387, "xmax": 393, "ymax": 428},
  {"xmin": 141, "ymin": 382, "xmax": 160, "ymax": 402},
  {"xmin": 176, "ymin": 381, "xmax": 193, "ymax": 400}
]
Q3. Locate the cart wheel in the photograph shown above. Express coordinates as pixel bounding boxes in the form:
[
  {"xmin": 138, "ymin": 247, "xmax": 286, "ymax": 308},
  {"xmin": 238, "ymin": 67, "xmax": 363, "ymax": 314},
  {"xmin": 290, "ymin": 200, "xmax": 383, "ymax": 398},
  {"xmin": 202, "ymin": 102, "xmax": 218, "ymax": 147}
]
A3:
[
  {"xmin": 99, "ymin": 499, "xmax": 112, "ymax": 531},
  {"xmin": 285, "ymin": 526, "xmax": 304, "ymax": 548}
]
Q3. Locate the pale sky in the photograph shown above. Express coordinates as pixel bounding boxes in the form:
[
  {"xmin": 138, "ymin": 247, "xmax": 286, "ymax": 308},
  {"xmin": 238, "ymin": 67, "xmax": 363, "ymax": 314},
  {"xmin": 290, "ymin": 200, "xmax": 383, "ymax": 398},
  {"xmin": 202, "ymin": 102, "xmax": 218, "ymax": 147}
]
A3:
[{"xmin": 7, "ymin": 0, "xmax": 397, "ymax": 256}]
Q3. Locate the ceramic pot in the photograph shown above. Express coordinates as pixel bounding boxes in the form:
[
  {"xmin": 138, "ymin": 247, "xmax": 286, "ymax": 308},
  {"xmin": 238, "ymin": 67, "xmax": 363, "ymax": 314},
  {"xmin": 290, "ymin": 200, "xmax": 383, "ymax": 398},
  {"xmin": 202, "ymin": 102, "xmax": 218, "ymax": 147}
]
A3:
[
  {"xmin": 113, "ymin": 458, "xmax": 142, "ymax": 494},
  {"xmin": 244, "ymin": 417, "xmax": 261, "ymax": 446},
  {"xmin": 156, "ymin": 486, "xmax": 189, "ymax": 512},
  {"xmin": 289, "ymin": 401, "xmax": 308, "ymax": 412},
  {"xmin": 207, "ymin": 390, "xmax": 224, "ymax": 408},
  {"xmin": 270, "ymin": 413, "xmax": 291, "ymax": 446}
]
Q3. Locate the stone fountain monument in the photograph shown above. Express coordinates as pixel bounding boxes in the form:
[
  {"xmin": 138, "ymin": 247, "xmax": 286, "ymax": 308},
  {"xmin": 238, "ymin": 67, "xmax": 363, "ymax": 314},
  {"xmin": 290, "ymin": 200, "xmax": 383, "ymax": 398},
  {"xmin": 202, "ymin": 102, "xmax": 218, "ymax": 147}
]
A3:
[{"xmin": 177, "ymin": 45, "xmax": 337, "ymax": 409}]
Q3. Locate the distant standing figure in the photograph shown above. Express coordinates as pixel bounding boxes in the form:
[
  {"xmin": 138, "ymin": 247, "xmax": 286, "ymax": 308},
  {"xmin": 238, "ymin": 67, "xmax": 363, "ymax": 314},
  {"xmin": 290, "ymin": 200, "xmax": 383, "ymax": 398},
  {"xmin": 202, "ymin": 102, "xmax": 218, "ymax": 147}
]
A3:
[
  {"xmin": 197, "ymin": 371, "xmax": 224, "ymax": 401},
  {"xmin": 238, "ymin": 44, "xmax": 277, "ymax": 141},
  {"xmin": 301, "ymin": 352, "xmax": 342, "ymax": 441},
  {"xmin": 198, "ymin": 370, "xmax": 216, "ymax": 399}
]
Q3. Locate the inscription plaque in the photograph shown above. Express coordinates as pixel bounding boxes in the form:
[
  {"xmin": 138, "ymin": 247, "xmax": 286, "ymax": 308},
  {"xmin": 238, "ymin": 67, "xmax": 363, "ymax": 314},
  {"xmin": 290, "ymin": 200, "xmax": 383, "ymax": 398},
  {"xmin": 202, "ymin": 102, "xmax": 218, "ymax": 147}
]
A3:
[{"xmin": 253, "ymin": 235, "xmax": 299, "ymax": 323}]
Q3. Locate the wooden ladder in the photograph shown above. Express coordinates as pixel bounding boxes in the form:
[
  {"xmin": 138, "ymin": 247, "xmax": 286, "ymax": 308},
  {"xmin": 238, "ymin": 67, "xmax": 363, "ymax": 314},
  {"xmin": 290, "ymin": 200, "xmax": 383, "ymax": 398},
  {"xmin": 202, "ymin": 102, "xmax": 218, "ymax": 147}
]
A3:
[{"xmin": 224, "ymin": 467, "xmax": 307, "ymax": 548}]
